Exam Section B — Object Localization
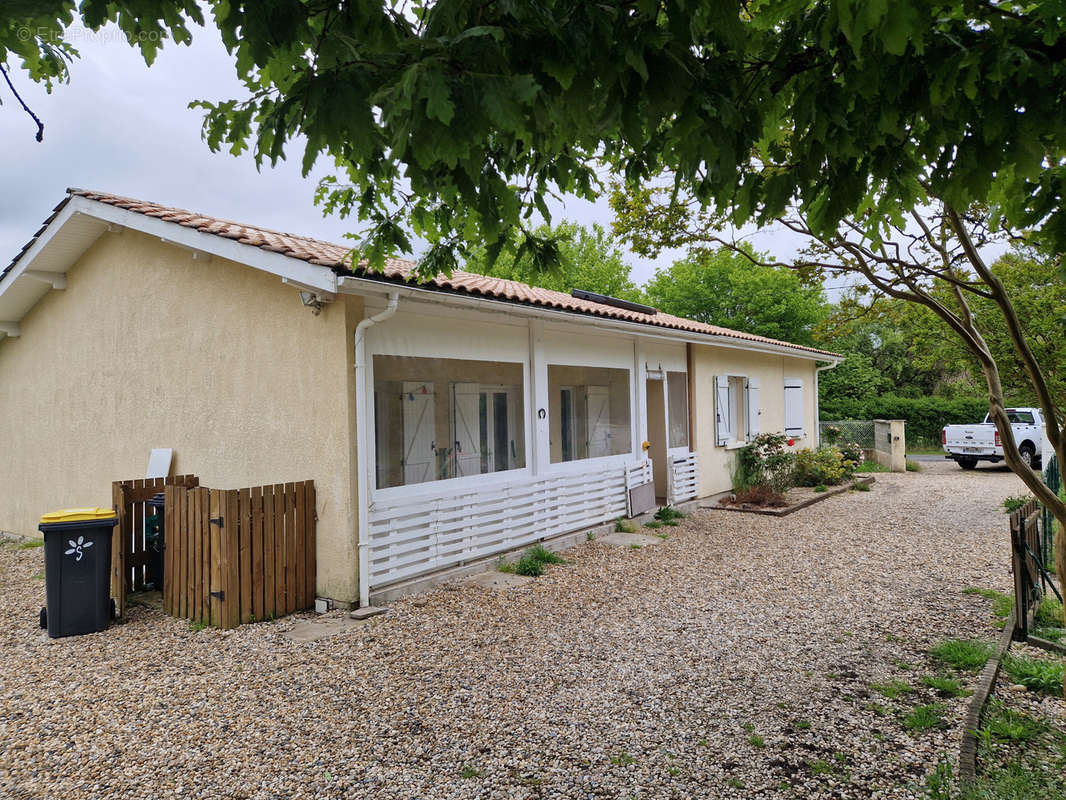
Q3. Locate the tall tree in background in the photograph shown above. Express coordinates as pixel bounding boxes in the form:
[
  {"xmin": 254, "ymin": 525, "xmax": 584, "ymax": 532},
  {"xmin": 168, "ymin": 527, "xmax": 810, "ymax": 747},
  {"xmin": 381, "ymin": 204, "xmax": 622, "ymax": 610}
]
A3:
[
  {"xmin": 464, "ymin": 222, "xmax": 642, "ymax": 302},
  {"xmin": 645, "ymin": 247, "xmax": 824, "ymax": 345}
]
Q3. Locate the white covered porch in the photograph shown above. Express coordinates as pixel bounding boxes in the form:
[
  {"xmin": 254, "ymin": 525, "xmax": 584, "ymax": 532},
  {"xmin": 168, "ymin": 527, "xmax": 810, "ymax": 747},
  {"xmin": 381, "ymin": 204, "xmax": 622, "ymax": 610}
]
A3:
[{"xmin": 357, "ymin": 295, "xmax": 699, "ymax": 593}]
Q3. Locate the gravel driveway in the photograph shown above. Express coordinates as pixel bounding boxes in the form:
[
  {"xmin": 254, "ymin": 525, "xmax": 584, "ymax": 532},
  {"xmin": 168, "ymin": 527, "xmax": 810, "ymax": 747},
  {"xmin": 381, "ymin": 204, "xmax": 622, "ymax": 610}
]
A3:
[{"xmin": 0, "ymin": 461, "xmax": 1026, "ymax": 799}]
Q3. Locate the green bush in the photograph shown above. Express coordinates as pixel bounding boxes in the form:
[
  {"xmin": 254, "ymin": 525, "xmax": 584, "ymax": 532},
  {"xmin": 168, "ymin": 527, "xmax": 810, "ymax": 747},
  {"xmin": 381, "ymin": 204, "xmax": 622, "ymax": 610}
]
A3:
[
  {"xmin": 794, "ymin": 447, "xmax": 849, "ymax": 486},
  {"xmin": 819, "ymin": 394, "xmax": 988, "ymax": 446},
  {"xmin": 734, "ymin": 432, "xmax": 796, "ymax": 492}
]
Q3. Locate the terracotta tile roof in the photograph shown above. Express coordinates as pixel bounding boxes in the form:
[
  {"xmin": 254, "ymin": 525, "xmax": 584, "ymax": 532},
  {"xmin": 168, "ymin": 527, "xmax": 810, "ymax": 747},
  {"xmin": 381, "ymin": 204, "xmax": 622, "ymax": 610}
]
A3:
[{"xmin": 15, "ymin": 189, "xmax": 840, "ymax": 358}]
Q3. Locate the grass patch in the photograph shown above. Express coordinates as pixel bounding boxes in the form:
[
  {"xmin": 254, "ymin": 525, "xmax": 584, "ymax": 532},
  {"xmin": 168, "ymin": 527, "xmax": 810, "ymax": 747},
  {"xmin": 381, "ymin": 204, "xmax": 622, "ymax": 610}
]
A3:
[
  {"xmin": 188, "ymin": 620, "xmax": 209, "ymax": 632},
  {"xmin": 643, "ymin": 520, "xmax": 664, "ymax": 529},
  {"xmin": 795, "ymin": 720, "xmax": 812, "ymax": 730},
  {"xmin": 528, "ymin": 544, "xmax": 565, "ymax": 565},
  {"xmin": 855, "ymin": 461, "xmax": 891, "ymax": 473},
  {"xmin": 903, "ymin": 703, "xmax": 946, "ymax": 732},
  {"xmin": 922, "ymin": 674, "xmax": 973, "ymax": 698},
  {"xmin": 654, "ymin": 506, "xmax": 685, "ymax": 522},
  {"xmin": 726, "ymin": 777, "xmax": 745, "ymax": 789},
  {"xmin": 854, "ymin": 481, "xmax": 871, "ymax": 491},
  {"xmin": 17, "ymin": 538, "xmax": 44, "ymax": 549},
  {"xmin": 929, "ymin": 638, "xmax": 993, "ymax": 672},
  {"xmin": 870, "ymin": 680, "xmax": 913, "ymax": 700},
  {"xmin": 1034, "ymin": 597, "xmax": 1064, "ymax": 630},
  {"xmin": 1032, "ymin": 626, "xmax": 1065, "ymax": 642},
  {"xmin": 982, "ymin": 701, "xmax": 1047, "ymax": 743},
  {"xmin": 866, "ymin": 702, "xmax": 891, "ymax": 716},
  {"xmin": 963, "ymin": 587, "xmax": 1014, "ymax": 619},
  {"xmin": 513, "ymin": 555, "xmax": 544, "ymax": 577},
  {"xmin": 609, "ymin": 752, "xmax": 635, "ymax": 766},
  {"xmin": 813, "ymin": 484, "xmax": 828, "ymax": 493},
  {"xmin": 1001, "ymin": 653, "xmax": 1066, "ymax": 696},
  {"xmin": 460, "ymin": 765, "xmax": 484, "ymax": 779},
  {"xmin": 501, "ymin": 544, "xmax": 567, "ymax": 577},
  {"xmin": 654, "ymin": 532, "xmax": 670, "ymax": 540},
  {"xmin": 905, "ymin": 459, "xmax": 922, "ymax": 472},
  {"xmin": 748, "ymin": 734, "xmax": 765, "ymax": 748},
  {"xmin": 615, "ymin": 518, "xmax": 638, "ymax": 533},
  {"xmin": 808, "ymin": 759, "xmax": 834, "ymax": 776}
]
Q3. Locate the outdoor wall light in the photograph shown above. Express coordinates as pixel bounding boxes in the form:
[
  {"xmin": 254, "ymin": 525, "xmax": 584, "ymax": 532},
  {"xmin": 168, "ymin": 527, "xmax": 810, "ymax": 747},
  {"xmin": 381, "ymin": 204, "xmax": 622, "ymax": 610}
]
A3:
[{"xmin": 299, "ymin": 290, "xmax": 324, "ymax": 315}]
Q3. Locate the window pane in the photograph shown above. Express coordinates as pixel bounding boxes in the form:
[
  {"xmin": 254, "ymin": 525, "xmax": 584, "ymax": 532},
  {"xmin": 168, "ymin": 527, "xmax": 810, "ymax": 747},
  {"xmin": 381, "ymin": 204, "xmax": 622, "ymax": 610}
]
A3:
[
  {"xmin": 548, "ymin": 365, "xmax": 632, "ymax": 463},
  {"xmin": 373, "ymin": 356, "xmax": 525, "ymax": 488},
  {"xmin": 667, "ymin": 371, "xmax": 689, "ymax": 449}
]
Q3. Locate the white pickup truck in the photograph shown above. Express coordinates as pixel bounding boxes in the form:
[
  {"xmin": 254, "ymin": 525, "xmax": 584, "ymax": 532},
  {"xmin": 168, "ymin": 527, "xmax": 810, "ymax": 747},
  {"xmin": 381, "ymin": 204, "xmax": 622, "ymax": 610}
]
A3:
[{"xmin": 942, "ymin": 407, "xmax": 1045, "ymax": 470}]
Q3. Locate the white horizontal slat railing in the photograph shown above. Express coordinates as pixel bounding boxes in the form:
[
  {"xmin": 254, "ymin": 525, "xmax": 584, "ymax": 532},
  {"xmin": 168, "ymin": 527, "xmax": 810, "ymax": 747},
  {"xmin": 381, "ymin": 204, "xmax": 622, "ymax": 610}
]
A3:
[
  {"xmin": 368, "ymin": 462, "xmax": 636, "ymax": 589},
  {"xmin": 668, "ymin": 452, "xmax": 699, "ymax": 505}
]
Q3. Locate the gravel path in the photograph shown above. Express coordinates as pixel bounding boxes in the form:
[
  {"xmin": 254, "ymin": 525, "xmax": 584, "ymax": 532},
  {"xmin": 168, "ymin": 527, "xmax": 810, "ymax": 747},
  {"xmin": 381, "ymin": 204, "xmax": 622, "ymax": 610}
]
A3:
[{"xmin": 0, "ymin": 461, "xmax": 1027, "ymax": 799}]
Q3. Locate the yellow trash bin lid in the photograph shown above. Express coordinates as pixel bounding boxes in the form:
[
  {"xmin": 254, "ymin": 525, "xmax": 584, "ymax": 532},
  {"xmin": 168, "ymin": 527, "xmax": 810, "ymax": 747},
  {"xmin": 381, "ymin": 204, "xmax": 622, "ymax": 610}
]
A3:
[{"xmin": 39, "ymin": 507, "xmax": 118, "ymax": 524}]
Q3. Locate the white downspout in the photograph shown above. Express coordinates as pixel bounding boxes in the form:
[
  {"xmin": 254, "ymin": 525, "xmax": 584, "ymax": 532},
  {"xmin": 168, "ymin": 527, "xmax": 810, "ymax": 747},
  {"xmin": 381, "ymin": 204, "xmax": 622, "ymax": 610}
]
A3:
[
  {"xmin": 354, "ymin": 292, "xmax": 400, "ymax": 608},
  {"xmin": 814, "ymin": 361, "xmax": 838, "ymax": 448}
]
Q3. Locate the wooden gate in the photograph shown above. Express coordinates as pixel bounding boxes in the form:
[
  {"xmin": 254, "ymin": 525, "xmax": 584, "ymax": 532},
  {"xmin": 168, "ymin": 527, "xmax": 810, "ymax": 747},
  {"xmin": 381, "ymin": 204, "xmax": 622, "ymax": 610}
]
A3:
[
  {"xmin": 163, "ymin": 481, "xmax": 317, "ymax": 628},
  {"xmin": 111, "ymin": 475, "xmax": 200, "ymax": 618},
  {"xmin": 1010, "ymin": 498, "xmax": 1062, "ymax": 640}
]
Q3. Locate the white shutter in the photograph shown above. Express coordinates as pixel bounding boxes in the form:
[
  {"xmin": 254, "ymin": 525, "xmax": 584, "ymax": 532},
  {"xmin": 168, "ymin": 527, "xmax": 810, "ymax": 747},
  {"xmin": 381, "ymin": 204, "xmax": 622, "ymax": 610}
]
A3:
[
  {"xmin": 715, "ymin": 375, "xmax": 730, "ymax": 446},
  {"xmin": 402, "ymin": 382, "xmax": 436, "ymax": 484},
  {"xmin": 784, "ymin": 378, "xmax": 804, "ymax": 438},
  {"xmin": 451, "ymin": 382, "xmax": 483, "ymax": 476},
  {"xmin": 586, "ymin": 386, "xmax": 611, "ymax": 458},
  {"xmin": 745, "ymin": 377, "xmax": 761, "ymax": 441}
]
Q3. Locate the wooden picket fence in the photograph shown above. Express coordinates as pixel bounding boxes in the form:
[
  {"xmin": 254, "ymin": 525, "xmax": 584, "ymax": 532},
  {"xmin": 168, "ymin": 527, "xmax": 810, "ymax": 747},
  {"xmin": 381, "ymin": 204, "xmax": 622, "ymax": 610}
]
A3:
[
  {"xmin": 112, "ymin": 475, "xmax": 200, "ymax": 618},
  {"xmin": 163, "ymin": 481, "xmax": 317, "ymax": 628}
]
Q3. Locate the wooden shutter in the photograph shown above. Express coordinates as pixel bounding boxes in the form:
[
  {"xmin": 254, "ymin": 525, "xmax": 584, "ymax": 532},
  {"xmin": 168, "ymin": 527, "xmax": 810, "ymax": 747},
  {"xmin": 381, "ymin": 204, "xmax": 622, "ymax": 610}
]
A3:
[
  {"xmin": 401, "ymin": 382, "xmax": 436, "ymax": 484},
  {"xmin": 784, "ymin": 378, "xmax": 804, "ymax": 438},
  {"xmin": 715, "ymin": 375, "xmax": 730, "ymax": 446},
  {"xmin": 746, "ymin": 377, "xmax": 761, "ymax": 441},
  {"xmin": 451, "ymin": 382, "xmax": 483, "ymax": 476},
  {"xmin": 585, "ymin": 385, "xmax": 611, "ymax": 458}
]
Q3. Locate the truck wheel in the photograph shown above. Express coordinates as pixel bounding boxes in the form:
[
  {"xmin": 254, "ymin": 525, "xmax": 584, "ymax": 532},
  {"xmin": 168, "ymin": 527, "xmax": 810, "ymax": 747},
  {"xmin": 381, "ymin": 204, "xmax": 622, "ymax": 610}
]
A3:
[
  {"xmin": 958, "ymin": 458, "xmax": 978, "ymax": 470},
  {"xmin": 1019, "ymin": 443, "xmax": 1036, "ymax": 469}
]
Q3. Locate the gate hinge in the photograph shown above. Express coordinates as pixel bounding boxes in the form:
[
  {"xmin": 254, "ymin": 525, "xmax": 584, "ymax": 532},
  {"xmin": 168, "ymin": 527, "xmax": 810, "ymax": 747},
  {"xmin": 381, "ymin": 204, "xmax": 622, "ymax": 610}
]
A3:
[{"xmin": 210, "ymin": 516, "xmax": 223, "ymax": 527}]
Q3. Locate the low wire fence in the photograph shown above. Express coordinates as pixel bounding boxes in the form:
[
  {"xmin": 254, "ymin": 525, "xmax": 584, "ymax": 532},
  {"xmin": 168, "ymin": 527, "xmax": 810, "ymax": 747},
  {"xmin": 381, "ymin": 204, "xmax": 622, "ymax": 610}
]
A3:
[{"xmin": 819, "ymin": 420, "xmax": 875, "ymax": 449}]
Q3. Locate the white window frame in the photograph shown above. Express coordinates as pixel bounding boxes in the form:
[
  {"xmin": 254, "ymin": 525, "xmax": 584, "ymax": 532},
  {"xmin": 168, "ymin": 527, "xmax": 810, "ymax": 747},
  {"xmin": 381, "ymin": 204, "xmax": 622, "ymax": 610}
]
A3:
[
  {"xmin": 544, "ymin": 361, "xmax": 636, "ymax": 473},
  {"xmin": 368, "ymin": 354, "xmax": 533, "ymax": 504},
  {"xmin": 716, "ymin": 373, "xmax": 760, "ymax": 448},
  {"xmin": 665, "ymin": 370, "xmax": 691, "ymax": 456}
]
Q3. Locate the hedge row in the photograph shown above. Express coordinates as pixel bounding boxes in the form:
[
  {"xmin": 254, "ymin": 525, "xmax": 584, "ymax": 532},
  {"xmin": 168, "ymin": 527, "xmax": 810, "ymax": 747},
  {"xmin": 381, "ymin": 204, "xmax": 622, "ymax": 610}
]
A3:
[{"xmin": 820, "ymin": 394, "xmax": 989, "ymax": 444}]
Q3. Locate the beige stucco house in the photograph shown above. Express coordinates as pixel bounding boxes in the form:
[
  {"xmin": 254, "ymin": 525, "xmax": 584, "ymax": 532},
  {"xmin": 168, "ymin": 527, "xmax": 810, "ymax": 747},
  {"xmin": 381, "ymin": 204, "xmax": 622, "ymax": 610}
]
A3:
[{"xmin": 0, "ymin": 190, "xmax": 839, "ymax": 608}]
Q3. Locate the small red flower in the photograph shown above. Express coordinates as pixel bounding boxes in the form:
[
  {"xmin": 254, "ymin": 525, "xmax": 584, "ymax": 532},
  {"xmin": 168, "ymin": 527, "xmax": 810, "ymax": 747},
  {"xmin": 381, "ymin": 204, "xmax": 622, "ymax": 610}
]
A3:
[{"xmin": 787, "ymin": 438, "xmax": 795, "ymax": 447}]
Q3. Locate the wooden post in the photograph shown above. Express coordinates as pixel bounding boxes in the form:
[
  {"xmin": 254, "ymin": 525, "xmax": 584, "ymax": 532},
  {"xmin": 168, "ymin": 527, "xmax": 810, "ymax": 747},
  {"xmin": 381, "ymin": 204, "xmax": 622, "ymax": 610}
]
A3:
[
  {"xmin": 111, "ymin": 482, "xmax": 128, "ymax": 619},
  {"xmin": 273, "ymin": 483, "xmax": 285, "ymax": 617},
  {"xmin": 252, "ymin": 485, "xmax": 265, "ymax": 622},
  {"xmin": 305, "ymin": 481, "xmax": 317, "ymax": 607}
]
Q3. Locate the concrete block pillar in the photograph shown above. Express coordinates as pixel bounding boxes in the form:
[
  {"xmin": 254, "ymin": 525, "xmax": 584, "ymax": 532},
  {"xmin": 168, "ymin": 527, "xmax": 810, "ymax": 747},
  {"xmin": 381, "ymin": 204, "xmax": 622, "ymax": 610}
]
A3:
[{"xmin": 874, "ymin": 419, "xmax": 907, "ymax": 472}]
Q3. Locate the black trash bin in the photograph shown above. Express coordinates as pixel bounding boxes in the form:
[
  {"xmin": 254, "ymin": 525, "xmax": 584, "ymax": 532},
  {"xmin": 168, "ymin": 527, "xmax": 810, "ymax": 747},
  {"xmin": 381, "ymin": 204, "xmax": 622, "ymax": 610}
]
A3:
[
  {"xmin": 146, "ymin": 492, "xmax": 165, "ymax": 592},
  {"xmin": 38, "ymin": 508, "xmax": 118, "ymax": 638}
]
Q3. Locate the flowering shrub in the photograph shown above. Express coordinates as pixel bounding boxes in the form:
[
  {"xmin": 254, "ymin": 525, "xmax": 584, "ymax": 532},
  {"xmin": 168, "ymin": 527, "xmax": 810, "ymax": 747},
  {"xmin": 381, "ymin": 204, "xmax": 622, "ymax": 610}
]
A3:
[
  {"xmin": 734, "ymin": 433, "xmax": 796, "ymax": 493},
  {"xmin": 839, "ymin": 441, "xmax": 865, "ymax": 468},
  {"xmin": 823, "ymin": 425, "xmax": 842, "ymax": 445},
  {"xmin": 794, "ymin": 447, "xmax": 849, "ymax": 486}
]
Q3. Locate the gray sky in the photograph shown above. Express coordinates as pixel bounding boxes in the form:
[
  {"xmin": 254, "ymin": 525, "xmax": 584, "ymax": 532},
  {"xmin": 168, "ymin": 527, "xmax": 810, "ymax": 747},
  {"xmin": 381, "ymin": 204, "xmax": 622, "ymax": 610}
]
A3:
[{"xmin": 0, "ymin": 19, "xmax": 841, "ymax": 293}]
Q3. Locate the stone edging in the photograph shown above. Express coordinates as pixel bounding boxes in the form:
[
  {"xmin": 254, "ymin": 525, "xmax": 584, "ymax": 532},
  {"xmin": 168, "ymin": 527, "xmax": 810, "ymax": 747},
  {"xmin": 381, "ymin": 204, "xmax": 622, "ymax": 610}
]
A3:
[
  {"xmin": 958, "ymin": 611, "xmax": 1017, "ymax": 788},
  {"xmin": 699, "ymin": 476, "xmax": 877, "ymax": 517}
]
